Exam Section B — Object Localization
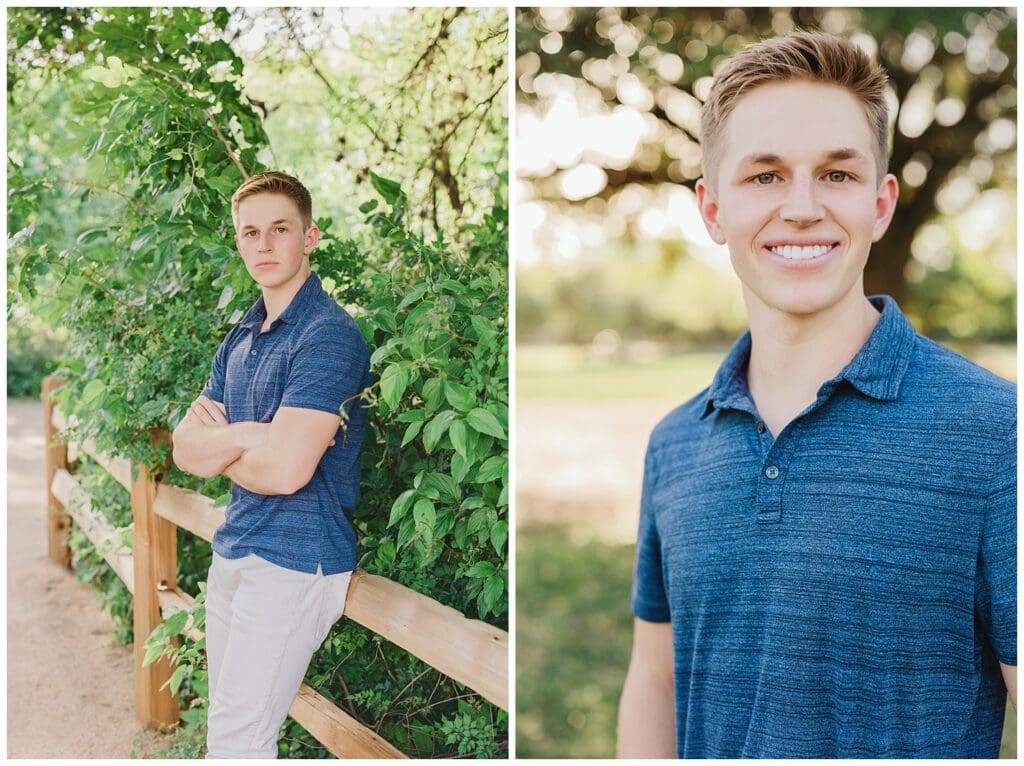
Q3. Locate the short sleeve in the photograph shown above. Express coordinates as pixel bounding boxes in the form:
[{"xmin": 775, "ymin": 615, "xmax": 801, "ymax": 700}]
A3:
[
  {"xmin": 975, "ymin": 423, "xmax": 1017, "ymax": 666},
  {"xmin": 201, "ymin": 334, "xmax": 230, "ymax": 404},
  {"xmin": 279, "ymin": 321, "xmax": 371, "ymax": 417},
  {"xmin": 630, "ymin": 438, "xmax": 671, "ymax": 622}
]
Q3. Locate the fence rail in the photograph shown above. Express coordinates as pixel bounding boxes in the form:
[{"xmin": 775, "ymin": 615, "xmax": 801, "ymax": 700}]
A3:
[{"xmin": 42, "ymin": 375, "xmax": 508, "ymax": 758}]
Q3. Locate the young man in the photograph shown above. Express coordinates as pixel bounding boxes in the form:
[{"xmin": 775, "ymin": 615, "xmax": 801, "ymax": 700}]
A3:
[
  {"xmin": 171, "ymin": 171, "xmax": 372, "ymax": 759},
  {"xmin": 618, "ymin": 32, "xmax": 1016, "ymax": 758}
]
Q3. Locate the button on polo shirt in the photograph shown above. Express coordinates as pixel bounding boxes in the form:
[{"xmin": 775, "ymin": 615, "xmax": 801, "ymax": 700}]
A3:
[
  {"xmin": 202, "ymin": 271, "xmax": 373, "ymax": 575},
  {"xmin": 631, "ymin": 295, "xmax": 1016, "ymax": 758}
]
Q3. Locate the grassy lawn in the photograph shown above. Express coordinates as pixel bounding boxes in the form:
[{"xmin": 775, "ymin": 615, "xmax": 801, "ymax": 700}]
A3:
[
  {"xmin": 516, "ymin": 342, "xmax": 1016, "ymax": 401},
  {"xmin": 516, "ymin": 345, "xmax": 723, "ymax": 402},
  {"xmin": 516, "ymin": 525, "xmax": 636, "ymax": 758}
]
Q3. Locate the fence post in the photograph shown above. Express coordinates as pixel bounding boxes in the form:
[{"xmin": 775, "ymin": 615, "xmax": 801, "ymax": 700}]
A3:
[
  {"xmin": 131, "ymin": 430, "xmax": 179, "ymax": 727},
  {"xmin": 42, "ymin": 375, "xmax": 71, "ymax": 568}
]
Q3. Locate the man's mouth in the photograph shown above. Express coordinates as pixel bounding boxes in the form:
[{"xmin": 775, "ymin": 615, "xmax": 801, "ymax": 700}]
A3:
[
  {"xmin": 763, "ymin": 242, "xmax": 839, "ymax": 261},
  {"xmin": 256, "ymin": 261, "xmax": 277, "ymax": 268}
]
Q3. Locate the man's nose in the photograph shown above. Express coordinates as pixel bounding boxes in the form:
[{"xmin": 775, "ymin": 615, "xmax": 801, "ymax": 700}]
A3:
[
  {"xmin": 257, "ymin": 232, "xmax": 272, "ymax": 251},
  {"xmin": 780, "ymin": 171, "xmax": 823, "ymax": 226}
]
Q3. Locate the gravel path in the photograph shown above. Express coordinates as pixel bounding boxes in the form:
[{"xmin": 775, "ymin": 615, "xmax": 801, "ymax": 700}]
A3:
[{"xmin": 6, "ymin": 398, "xmax": 175, "ymax": 758}]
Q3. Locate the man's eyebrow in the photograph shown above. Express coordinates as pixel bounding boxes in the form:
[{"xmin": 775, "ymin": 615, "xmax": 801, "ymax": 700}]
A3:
[
  {"xmin": 239, "ymin": 219, "xmax": 292, "ymax": 231},
  {"xmin": 738, "ymin": 153, "xmax": 782, "ymax": 167},
  {"xmin": 822, "ymin": 147, "xmax": 868, "ymax": 164},
  {"xmin": 737, "ymin": 148, "xmax": 868, "ymax": 167}
]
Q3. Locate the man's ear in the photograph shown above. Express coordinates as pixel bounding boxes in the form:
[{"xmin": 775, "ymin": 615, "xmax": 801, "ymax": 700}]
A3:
[
  {"xmin": 695, "ymin": 178, "xmax": 726, "ymax": 245},
  {"xmin": 304, "ymin": 224, "xmax": 320, "ymax": 255},
  {"xmin": 872, "ymin": 173, "xmax": 899, "ymax": 243}
]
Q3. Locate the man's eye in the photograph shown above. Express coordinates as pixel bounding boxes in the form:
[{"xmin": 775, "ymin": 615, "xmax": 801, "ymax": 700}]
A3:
[
  {"xmin": 245, "ymin": 231, "xmax": 257, "ymax": 237},
  {"xmin": 276, "ymin": 227, "xmax": 287, "ymax": 233},
  {"xmin": 826, "ymin": 170, "xmax": 851, "ymax": 182},
  {"xmin": 753, "ymin": 172, "xmax": 778, "ymax": 185}
]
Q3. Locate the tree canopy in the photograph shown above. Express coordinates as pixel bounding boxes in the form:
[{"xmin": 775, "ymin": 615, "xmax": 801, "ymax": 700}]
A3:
[{"xmin": 516, "ymin": 7, "xmax": 1015, "ymax": 339}]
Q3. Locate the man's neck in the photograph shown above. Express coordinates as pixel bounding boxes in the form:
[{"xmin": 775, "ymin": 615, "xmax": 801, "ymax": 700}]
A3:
[
  {"xmin": 261, "ymin": 266, "xmax": 311, "ymax": 327},
  {"xmin": 744, "ymin": 286, "xmax": 881, "ymax": 433}
]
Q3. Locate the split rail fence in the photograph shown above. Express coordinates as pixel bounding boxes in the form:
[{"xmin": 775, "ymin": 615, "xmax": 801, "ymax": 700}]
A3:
[{"xmin": 42, "ymin": 375, "xmax": 508, "ymax": 758}]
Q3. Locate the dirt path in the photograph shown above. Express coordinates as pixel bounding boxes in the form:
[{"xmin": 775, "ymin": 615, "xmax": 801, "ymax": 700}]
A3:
[
  {"xmin": 6, "ymin": 398, "xmax": 176, "ymax": 758},
  {"xmin": 516, "ymin": 401, "xmax": 675, "ymax": 542}
]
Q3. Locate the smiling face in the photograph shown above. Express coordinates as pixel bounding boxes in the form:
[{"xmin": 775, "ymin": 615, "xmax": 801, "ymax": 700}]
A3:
[
  {"xmin": 234, "ymin": 192, "xmax": 318, "ymax": 293},
  {"xmin": 696, "ymin": 80, "xmax": 898, "ymax": 318}
]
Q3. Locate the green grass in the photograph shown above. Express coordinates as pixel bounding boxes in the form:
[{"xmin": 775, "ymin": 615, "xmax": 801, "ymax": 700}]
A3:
[
  {"xmin": 515, "ymin": 525, "xmax": 1017, "ymax": 758},
  {"xmin": 516, "ymin": 525, "xmax": 636, "ymax": 758},
  {"xmin": 516, "ymin": 345, "xmax": 723, "ymax": 401},
  {"xmin": 516, "ymin": 342, "xmax": 1015, "ymax": 401}
]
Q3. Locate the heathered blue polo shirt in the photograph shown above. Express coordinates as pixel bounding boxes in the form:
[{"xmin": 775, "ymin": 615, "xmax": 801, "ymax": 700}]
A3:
[
  {"xmin": 201, "ymin": 271, "xmax": 372, "ymax": 575},
  {"xmin": 631, "ymin": 295, "xmax": 1016, "ymax": 758}
]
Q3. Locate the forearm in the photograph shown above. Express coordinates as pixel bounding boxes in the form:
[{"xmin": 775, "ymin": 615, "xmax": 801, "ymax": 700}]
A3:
[
  {"xmin": 223, "ymin": 443, "xmax": 303, "ymax": 496},
  {"xmin": 617, "ymin": 662, "xmax": 676, "ymax": 758},
  {"xmin": 172, "ymin": 420, "xmax": 261, "ymax": 478}
]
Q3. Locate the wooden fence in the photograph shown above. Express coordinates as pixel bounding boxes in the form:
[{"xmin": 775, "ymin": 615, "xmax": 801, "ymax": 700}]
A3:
[{"xmin": 41, "ymin": 375, "xmax": 508, "ymax": 758}]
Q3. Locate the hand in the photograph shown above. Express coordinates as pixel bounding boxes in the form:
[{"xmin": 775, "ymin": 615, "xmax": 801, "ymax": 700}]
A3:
[{"xmin": 189, "ymin": 396, "xmax": 228, "ymax": 426}]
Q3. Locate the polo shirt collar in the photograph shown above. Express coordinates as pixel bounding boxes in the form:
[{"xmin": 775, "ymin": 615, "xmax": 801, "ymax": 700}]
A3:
[
  {"xmin": 238, "ymin": 271, "xmax": 322, "ymax": 334},
  {"xmin": 700, "ymin": 295, "xmax": 917, "ymax": 419}
]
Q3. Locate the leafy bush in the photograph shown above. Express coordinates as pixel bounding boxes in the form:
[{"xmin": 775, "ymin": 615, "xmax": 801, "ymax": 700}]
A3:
[{"xmin": 12, "ymin": 7, "xmax": 507, "ymax": 758}]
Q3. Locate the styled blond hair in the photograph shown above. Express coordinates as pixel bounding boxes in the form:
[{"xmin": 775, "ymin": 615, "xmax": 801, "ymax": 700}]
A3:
[
  {"xmin": 700, "ymin": 31, "xmax": 891, "ymax": 187},
  {"xmin": 231, "ymin": 171, "xmax": 313, "ymax": 231}
]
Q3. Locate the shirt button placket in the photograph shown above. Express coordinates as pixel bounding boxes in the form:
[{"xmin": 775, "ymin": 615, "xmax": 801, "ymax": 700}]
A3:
[{"xmin": 756, "ymin": 427, "xmax": 796, "ymax": 525}]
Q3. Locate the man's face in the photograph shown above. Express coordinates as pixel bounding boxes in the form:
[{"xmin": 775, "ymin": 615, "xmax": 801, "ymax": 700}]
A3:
[
  {"xmin": 235, "ymin": 193, "xmax": 318, "ymax": 291},
  {"xmin": 696, "ymin": 80, "xmax": 898, "ymax": 318}
]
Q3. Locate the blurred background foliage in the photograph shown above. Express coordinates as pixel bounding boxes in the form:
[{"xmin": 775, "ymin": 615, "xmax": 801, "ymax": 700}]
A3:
[
  {"xmin": 515, "ymin": 6, "xmax": 1016, "ymax": 759},
  {"xmin": 516, "ymin": 6, "xmax": 1016, "ymax": 345}
]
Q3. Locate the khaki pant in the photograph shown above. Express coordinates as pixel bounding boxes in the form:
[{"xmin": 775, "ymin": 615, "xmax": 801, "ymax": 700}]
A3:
[{"xmin": 204, "ymin": 552, "xmax": 352, "ymax": 759}]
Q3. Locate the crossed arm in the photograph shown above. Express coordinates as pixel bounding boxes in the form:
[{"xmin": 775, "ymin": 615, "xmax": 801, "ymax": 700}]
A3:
[{"xmin": 171, "ymin": 395, "xmax": 341, "ymax": 495}]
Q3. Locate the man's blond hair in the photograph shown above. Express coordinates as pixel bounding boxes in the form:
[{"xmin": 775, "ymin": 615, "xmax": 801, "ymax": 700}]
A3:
[
  {"xmin": 231, "ymin": 171, "xmax": 313, "ymax": 231},
  {"xmin": 700, "ymin": 31, "xmax": 891, "ymax": 188}
]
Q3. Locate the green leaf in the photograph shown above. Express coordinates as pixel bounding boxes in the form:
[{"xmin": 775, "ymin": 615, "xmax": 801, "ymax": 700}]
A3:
[
  {"xmin": 401, "ymin": 420, "xmax": 422, "ymax": 447},
  {"xmin": 465, "ymin": 561, "xmax": 495, "ymax": 579},
  {"xmin": 484, "ymin": 574, "xmax": 504, "ymax": 604},
  {"xmin": 397, "ymin": 282, "xmax": 429, "ymax": 312},
  {"xmin": 490, "ymin": 520, "xmax": 508, "ymax": 554},
  {"xmin": 422, "ymin": 409, "xmax": 456, "ymax": 453},
  {"xmin": 375, "ymin": 539, "xmax": 396, "ymax": 570},
  {"xmin": 388, "ymin": 489, "xmax": 417, "ymax": 528},
  {"xmin": 142, "ymin": 642, "xmax": 164, "ymax": 667},
  {"xmin": 165, "ymin": 665, "xmax": 186, "ymax": 695},
  {"xmin": 162, "ymin": 609, "xmax": 188, "ymax": 635},
  {"xmin": 80, "ymin": 379, "xmax": 107, "ymax": 407},
  {"xmin": 443, "ymin": 380, "xmax": 477, "ymax": 412},
  {"xmin": 412, "ymin": 497, "xmax": 436, "ymax": 529},
  {"xmin": 397, "ymin": 516, "xmax": 417, "ymax": 549},
  {"xmin": 380, "ymin": 363, "xmax": 411, "ymax": 409},
  {"xmin": 449, "ymin": 418, "xmax": 469, "ymax": 458},
  {"xmin": 217, "ymin": 284, "xmax": 234, "ymax": 310},
  {"xmin": 419, "ymin": 472, "xmax": 460, "ymax": 504},
  {"xmin": 466, "ymin": 407, "xmax": 506, "ymax": 440},
  {"xmin": 421, "ymin": 376, "xmax": 443, "ymax": 413},
  {"xmin": 370, "ymin": 172, "xmax": 404, "ymax": 205},
  {"xmin": 475, "ymin": 455, "xmax": 506, "ymax": 484}
]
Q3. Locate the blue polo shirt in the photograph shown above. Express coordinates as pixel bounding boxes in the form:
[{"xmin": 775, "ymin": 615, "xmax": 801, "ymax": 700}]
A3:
[
  {"xmin": 202, "ymin": 271, "xmax": 372, "ymax": 575},
  {"xmin": 631, "ymin": 295, "xmax": 1016, "ymax": 758}
]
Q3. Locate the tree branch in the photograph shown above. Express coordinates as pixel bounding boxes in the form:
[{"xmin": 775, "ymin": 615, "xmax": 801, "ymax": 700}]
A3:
[{"xmin": 137, "ymin": 61, "xmax": 249, "ymax": 180}]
